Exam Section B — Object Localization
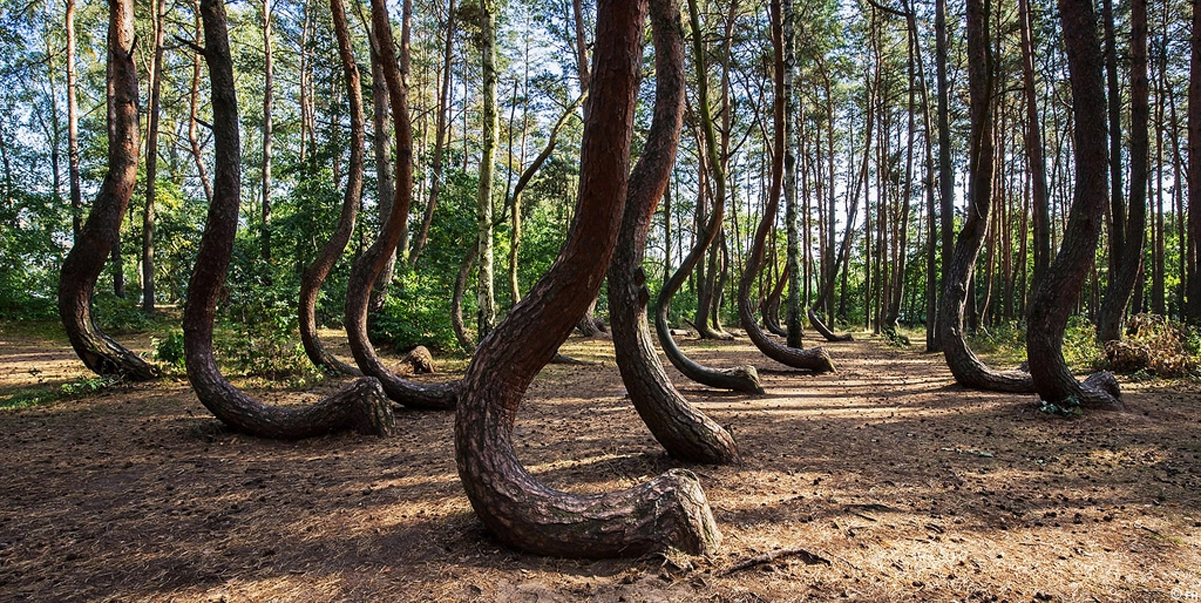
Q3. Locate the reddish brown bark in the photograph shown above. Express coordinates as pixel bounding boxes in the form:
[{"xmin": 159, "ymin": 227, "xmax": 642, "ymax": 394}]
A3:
[
  {"xmin": 299, "ymin": 0, "xmax": 364, "ymax": 377},
  {"xmin": 1025, "ymin": 0, "xmax": 1122, "ymax": 411},
  {"xmin": 607, "ymin": 0, "xmax": 739, "ymax": 465},
  {"xmin": 344, "ymin": 0, "xmax": 458, "ymax": 409},
  {"xmin": 736, "ymin": 0, "xmax": 834, "ymax": 374},
  {"xmin": 455, "ymin": 0, "xmax": 720, "ymax": 558},
  {"xmin": 57, "ymin": 0, "xmax": 158, "ymax": 382},
  {"xmin": 939, "ymin": 0, "xmax": 1034, "ymax": 393},
  {"xmin": 183, "ymin": 0, "xmax": 392, "ymax": 440}
]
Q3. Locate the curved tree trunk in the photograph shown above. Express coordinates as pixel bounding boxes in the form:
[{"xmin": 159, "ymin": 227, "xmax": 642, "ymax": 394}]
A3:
[
  {"xmin": 455, "ymin": 0, "xmax": 720, "ymax": 557},
  {"xmin": 938, "ymin": 0, "xmax": 1034, "ymax": 393},
  {"xmin": 1026, "ymin": 0, "xmax": 1122, "ymax": 411},
  {"xmin": 736, "ymin": 0, "xmax": 834, "ymax": 374},
  {"xmin": 344, "ymin": 0, "xmax": 458, "ymax": 410},
  {"xmin": 607, "ymin": 0, "xmax": 739, "ymax": 466},
  {"xmin": 57, "ymin": 0, "xmax": 158, "ymax": 382},
  {"xmin": 183, "ymin": 0, "xmax": 392, "ymax": 440},
  {"xmin": 649, "ymin": 0, "xmax": 764, "ymax": 395},
  {"xmin": 452, "ymin": 241, "xmax": 479, "ymax": 353},
  {"xmin": 368, "ymin": 41, "xmax": 396, "ymax": 313},
  {"xmin": 1096, "ymin": 0, "xmax": 1148, "ymax": 344},
  {"xmin": 299, "ymin": 0, "xmax": 364, "ymax": 377}
]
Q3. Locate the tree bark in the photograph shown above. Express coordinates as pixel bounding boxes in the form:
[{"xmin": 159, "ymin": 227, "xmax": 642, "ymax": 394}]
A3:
[
  {"xmin": 260, "ymin": 0, "xmax": 273, "ymax": 265},
  {"xmin": 188, "ymin": 0, "xmax": 212, "ymax": 203},
  {"xmin": 939, "ymin": 0, "xmax": 1034, "ymax": 393},
  {"xmin": 344, "ymin": 0, "xmax": 458, "ymax": 410},
  {"xmin": 1189, "ymin": 0, "xmax": 1201, "ymax": 322},
  {"xmin": 650, "ymin": 0, "xmax": 764, "ymax": 395},
  {"xmin": 409, "ymin": 0, "xmax": 454, "ymax": 268},
  {"xmin": 57, "ymin": 0, "xmax": 158, "ymax": 382},
  {"xmin": 782, "ymin": 0, "xmax": 802, "ymax": 349},
  {"xmin": 142, "ymin": 0, "xmax": 166, "ymax": 315},
  {"xmin": 1025, "ymin": 0, "xmax": 1122, "ymax": 411},
  {"xmin": 737, "ymin": 0, "xmax": 834, "ymax": 374},
  {"xmin": 935, "ymin": 0, "xmax": 954, "ymax": 348},
  {"xmin": 66, "ymin": 0, "xmax": 82, "ymax": 239},
  {"xmin": 476, "ymin": 0, "xmax": 498, "ymax": 339},
  {"xmin": 1097, "ymin": 0, "xmax": 1148, "ymax": 343},
  {"xmin": 1018, "ymin": 0, "xmax": 1050, "ymax": 295},
  {"xmin": 299, "ymin": 0, "xmax": 366, "ymax": 377},
  {"xmin": 183, "ymin": 0, "xmax": 392, "ymax": 439},
  {"xmin": 455, "ymin": 0, "xmax": 720, "ymax": 557},
  {"xmin": 607, "ymin": 0, "xmax": 739, "ymax": 465},
  {"xmin": 368, "ymin": 40, "xmax": 396, "ymax": 312}
]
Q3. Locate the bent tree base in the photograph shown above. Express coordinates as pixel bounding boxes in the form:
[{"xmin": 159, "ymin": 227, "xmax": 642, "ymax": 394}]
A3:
[
  {"xmin": 184, "ymin": 0, "xmax": 393, "ymax": 441},
  {"xmin": 455, "ymin": 0, "xmax": 720, "ymax": 558}
]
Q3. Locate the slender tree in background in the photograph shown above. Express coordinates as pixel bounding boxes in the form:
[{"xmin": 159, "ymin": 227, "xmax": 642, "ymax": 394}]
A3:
[
  {"xmin": 368, "ymin": 42, "xmax": 396, "ymax": 312},
  {"xmin": 408, "ymin": 0, "xmax": 455, "ymax": 267},
  {"xmin": 65, "ymin": 0, "xmax": 82, "ymax": 239},
  {"xmin": 938, "ymin": 0, "xmax": 1034, "ymax": 393},
  {"xmin": 476, "ymin": 0, "xmax": 498, "ymax": 339},
  {"xmin": 1019, "ymin": 0, "xmax": 1050, "ymax": 293},
  {"xmin": 260, "ymin": 0, "xmax": 274, "ymax": 265},
  {"xmin": 455, "ymin": 0, "xmax": 720, "ymax": 557},
  {"xmin": 141, "ymin": 0, "xmax": 166, "ymax": 315},
  {"xmin": 607, "ymin": 0, "xmax": 739, "ymax": 465},
  {"xmin": 572, "ymin": 0, "xmax": 610, "ymax": 338},
  {"xmin": 182, "ymin": 0, "xmax": 391, "ymax": 440},
  {"xmin": 342, "ymin": 0, "xmax": 458, "ymax": 409},
  {"xmin": 1098, "ymin": 0, "xmax": 1148, "ymax": 344},
  {"xmin": 934, "ymin": 0, "xmax": 954, "ymax": 350},
  {"xmin": 299, "ymin": 0, "xmax": 366, "ymax": 377},
  {"xmin": 57, "ymin": 0, "xmax": 157, "ymax": 382},
  {"xmin": 1189, "ymin": 0, "xmax": 1201, "ymax": 323},
  {"xmin": 187, "ymin": 0, "xmax": 212, "ymax": 203},
  {"xmin": 782, "ymin": 0, "xmax": 802, "ymax": 349},
  {"xmin": 1025, "ymin": 0, "xmax": 1122, "ymax": 410},
  {"xmin": 736, "ymin": 0, "xmax": 834, "ymax": 374}
]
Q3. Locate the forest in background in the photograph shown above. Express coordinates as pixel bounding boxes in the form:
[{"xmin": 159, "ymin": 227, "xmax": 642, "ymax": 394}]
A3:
[{"xmin": 0, "ymin": 0, "xmax": 1199, "ymax": 383}]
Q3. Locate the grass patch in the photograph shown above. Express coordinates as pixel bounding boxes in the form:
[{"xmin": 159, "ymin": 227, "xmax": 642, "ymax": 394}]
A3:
[{"xmin": 1, "ymin": 375, "xmax": 119, "ymax": 411}]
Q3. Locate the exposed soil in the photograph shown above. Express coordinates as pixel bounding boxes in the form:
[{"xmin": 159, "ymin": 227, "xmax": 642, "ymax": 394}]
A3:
[{"xmin": 2, "ymin": 321, "xmax": 1200, "ymax": 602}]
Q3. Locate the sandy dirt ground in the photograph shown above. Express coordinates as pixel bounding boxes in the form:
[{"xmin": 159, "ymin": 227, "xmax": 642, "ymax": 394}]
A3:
[{"xmin": 1, "ymin": 321, "xmax": 1200, "ymax": 602}]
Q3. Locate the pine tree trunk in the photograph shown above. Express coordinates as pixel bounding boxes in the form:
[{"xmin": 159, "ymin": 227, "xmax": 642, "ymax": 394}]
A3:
[
  {"xmin": 299, "ymin": 0, "xmax": 366, "ymax": 377},
  {"xmin": 1026, "ymin": 0, "xmax": 1122, "ymax": 411},
  {"xmin": 343, "ymin": 0, "xmax": 458, "ymax": 409},
  {"xmin": 141, "ymin": 0, "xmax": 165, "ymax": 315},
  {"xmin": 188, "ymin": 0, "xmax": 212, "ymax": 203},
  {"xmin": 260, "ymin": 0, "xmax": 273, "ymax": 265},
  {"xmin": 57, "ymin": 0, "xmax": 157, "ymax": 382},
  {"xmin": 182, "ymin": 0, "xmax": 392, "ymax": 439},
  {"xmin": 1188, "ymin": 0, "xmax": 1201, "ymax": 322},
  {"xmin": 455, "ymin": 0, "xmax": 720, "ymax": 557},
  {"xmin": 66, "ymin": 0, "xmax": 82, "ymax": 239},
  {"xmin": 476, "ymin": 0, "xmax": 498, "ymax": 339},
  {"xmin": 408, "ymin": 0, "xmax": 454, "ymax": 267}
]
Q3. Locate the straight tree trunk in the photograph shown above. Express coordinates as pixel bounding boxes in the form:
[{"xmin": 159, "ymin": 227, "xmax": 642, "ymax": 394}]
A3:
[
  {"xmin": 299, "ymin": 0, "xmax": 366, "ymax": 377},
  {"xmin": 57, "ymin": 0, "xmax": 157, "ymax": 382},
  {"xmin": 455, "ymin": 0, "xmax": 720, "ymax": 558},
  {"xmin": 939, "ymin": 0, "xmax": 1034, "ymax": 393},
  {"xmin": 1189, "ymin": 0, "xmax": 1201, "ymax": 322},
  {"xmin": 476, "ymin": 0, "xmax": 498, "ymax": 339},
  {"xmin": 142, "ymin": 0, "xmax": 166, "ymax": 315},
  {"xmin": 66, "ymin": 0, "xmax": 82, "ymax": 238},
  {"xmin": 935, "ymin": 0, "xmax": 954, "ymax": 346},
  {"xmin": 369, "ymin": 41, "xmax": 396, "ymax": 311},
  {"xmin": 183, "ymin": 0, "xmax": 391, "ymax": 440},
  {"xmin": 1101, "ymin": 0, "xmax": 1124, "ymax": 288},
  {"xmin": 188, "ymin": 0, "xmax": 212, "ymax": 203},
  {"xmin": 260, "ymin": 0, "xmax": 273, "ymax": 266},
  {"xmin": 407, "ymin": 0, "xmax": 454, "ymax": 267},
  {"xmin": 782, "ymin": 0, "xmax": 802, "ymax": 349},
  {"xmin": 1026, "ymin": 0, "xmax": 1122, "ymax": 410},
  {"xmin": 1097, "ymin": 0, "xmax": 1148, "ymax": 343},
  {"xmin": 608, "ymin": 0, "xmax": 739, "ymax": 464},
  {"xmin": 1019, "ymin": 0, "xmax": 1050, "ymax": 292},
  {"xmin": 343, "ymin": 0, "xmax": 458, "ymax": 409}
]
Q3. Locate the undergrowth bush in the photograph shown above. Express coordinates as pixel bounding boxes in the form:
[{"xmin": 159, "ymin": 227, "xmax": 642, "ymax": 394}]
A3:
[
  {"xmin": 93, "ymin": 292, "xmax": 153, "ymax": 334},
  {"xmin": 371, "ymin": 270, "xmax": 459, "ymax": 354},
  {"xmin": 1104, "ymin": 314, "xmax": 1198, "ymax": 379}
]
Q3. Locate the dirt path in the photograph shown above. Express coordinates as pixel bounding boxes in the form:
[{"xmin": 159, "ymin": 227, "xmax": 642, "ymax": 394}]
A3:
[{"xmin": 1, "ymin": 328, "xmax": 1199, "ymax": 602}]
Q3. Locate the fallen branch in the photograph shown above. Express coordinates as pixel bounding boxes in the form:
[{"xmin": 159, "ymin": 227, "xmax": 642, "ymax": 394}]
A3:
[{"xmin": 720, "ymin": 547, "xmax": 831, "ymax": 576}]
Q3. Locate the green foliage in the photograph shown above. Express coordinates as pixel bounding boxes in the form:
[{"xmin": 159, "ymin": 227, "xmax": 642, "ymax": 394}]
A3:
[
  {"xmin": 2, "ymin": 375, "xmax": 118, "ymax": 411},
  {"xmin": 92, "ymin": 292, "xmax": 153, "ymax": 334},
  {"xmin": 1063, "ymin": 315, "xmax": 1103, "ymax": 371},
  {"xmin": 371, "ymin": 268, "xmax": 460, "ymax": 354},
  {"xmin": 152, "ymin": 328, "xmax": 186, "ymax": 369},
  {"xmin": 0, "ymin": 191, "xmax": 69, "ymax": 320}
]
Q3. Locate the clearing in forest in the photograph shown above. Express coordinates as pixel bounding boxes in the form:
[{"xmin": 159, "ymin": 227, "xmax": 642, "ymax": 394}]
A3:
[{"xmin": 1, "ymin": 324, "xmax": 1199, "ymax": 602}]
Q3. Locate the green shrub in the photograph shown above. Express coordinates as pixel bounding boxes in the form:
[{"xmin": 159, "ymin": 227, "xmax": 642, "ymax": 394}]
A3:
[
  {"xmin": 371, "ymin": 270, "xmax": 460, "ymax": 354},
  {"xmin": 153, "ymin": 328, "xmax": 186, "ymax": 368},
  {"xmin": 93, "ymin": 292, "xmax": 153, "ymax": 334}
]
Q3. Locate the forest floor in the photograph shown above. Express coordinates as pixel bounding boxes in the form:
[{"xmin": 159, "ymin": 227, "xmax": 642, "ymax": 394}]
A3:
[{"xmin": 2, "ymin": 320, "xmax": 1200, "ymax": 602}]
